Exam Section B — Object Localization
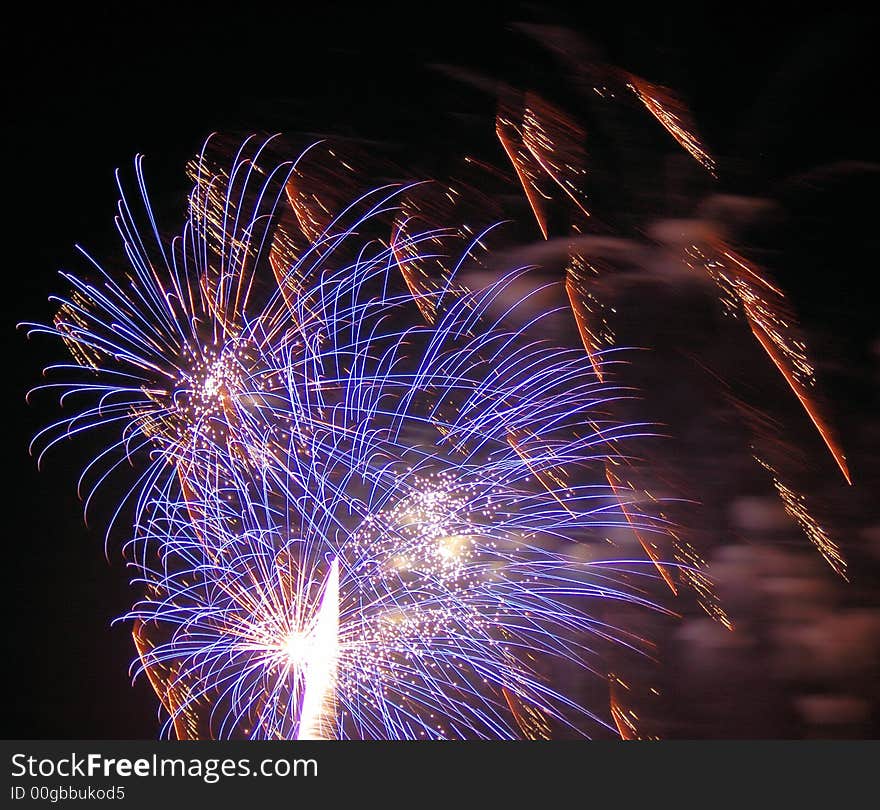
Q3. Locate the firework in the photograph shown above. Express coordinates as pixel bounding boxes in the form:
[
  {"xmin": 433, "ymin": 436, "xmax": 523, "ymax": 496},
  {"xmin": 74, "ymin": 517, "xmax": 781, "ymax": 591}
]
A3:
[
  {"xmin": 23, "ymin": 136, "xmax": 307, "ymax": 541},
  {"xmin": 129, "ymin": 461, "xmax": 664, "ymax": 739},
  {"xmin": 28, "ymin": 137, "xmax": 672, "ymax": 739},
  {"xmin": 488, "ymin": 55, "xmax": 853, "ymax": 589},
  {"xmin": 28, "ymin": 54, "xmax": 858, "ymax": 736}
]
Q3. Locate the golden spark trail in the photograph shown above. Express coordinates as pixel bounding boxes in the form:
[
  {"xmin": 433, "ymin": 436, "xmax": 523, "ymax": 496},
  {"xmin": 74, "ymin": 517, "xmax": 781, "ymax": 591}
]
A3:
[
  {"xmin": 520, "ymin": 100, "xmax": 592, "ymax": 220},
  {"xmin": 746, "ymin": 317, "xmax": 851, "ymax": 484},
  {"xmin": 606, "ymin": 466, "xmax": 678, "ymax": 595},
  {"xmin": 756, "ymin": 458, "xmax": 847, "ymax": 579},
  {"xmin": 496, "ymin": 117, "xmax": 549, "ymax": 240},
  {"xmin": 627, "ymin": 77, "xmax": 717, "ymax": 176},
  {"xmin": 609, "ymin": 677, "xmax": 639, "ymax": 740},
  {"xmin": 502, "ymin": 687, "xmax": 551, "ymax": 740},
  {"xmin": 566, "ymin": 274, "xmax": 605, "ymax": 382},
  {"xmin": 133, "ymin": 621, "xmax": 199, "ymax": 740},
  {"xmin": 507, "ymin": 432, "xmax": 575, "ymax": 517},
  {"xmin": 391, "ymin": 224, "xmax": 438, "ymax": 324}
]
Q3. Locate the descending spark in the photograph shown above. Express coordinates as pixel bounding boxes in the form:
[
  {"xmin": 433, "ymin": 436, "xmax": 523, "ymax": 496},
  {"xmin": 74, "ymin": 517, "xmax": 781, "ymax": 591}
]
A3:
[
  {"xmin": 462, "ymin": 43, "xmax": 852, "ymax": 624},
  {"xmin": 506, "ymin": 432, "xmax": 576, "ymax": 518},
  {"xmin": 566, "ymin": 270, "xmax": 605, "ymax": 382},
  {"xmin": 496, "ymin": 113, "xmax": 550, "ymax": 239},
  {"xmin": 391, "ymin": 221, "xmax": 440, "ymax": 324},
  {"xmin": 686, "ymin": 242, "xmax": 851, "ymax": 485},
  {"xmin": 747, "ymin": 319, "xmax": 851, "ymax": 485},
  {"xmin": 132, "ymin": 620, "xmax": 201, "ymax": 741},
  {"xmin": 756, "ymin": 457, "xmax": 847, "ymax": 579},
  {"xmin": 606, "ymin": 466, "xmax": 678, "ymax": 595},
  {"xmin": 609, "ymin": 677, "xmax": 639, "ymax": 740},
  {"xmin": 502, "ymin": 686, "xmax": 552, "ymax": 741},
  {"xmin": 670, "ymin": 529, "xmax": 733, "ymax": 630},
  {"xmin": 627, "ymin": 76, "xmax": 717, "ymax": 176},
  {"xmin": 493, "ymin": 94, "xmax": 732, "ymax": 618},
  {"xmin": 520, "ymin": 95, "xmax": 591, "ymax": 220}
]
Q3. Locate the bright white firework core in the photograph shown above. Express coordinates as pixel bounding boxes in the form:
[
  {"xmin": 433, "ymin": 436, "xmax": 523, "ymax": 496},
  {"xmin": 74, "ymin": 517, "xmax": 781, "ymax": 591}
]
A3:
[
  {"xmin": 202, "ymin": 370, "xmax": 223, "ymax": 398},
  {"xmin": 284, "ymin": 631, "xmax": 311, "ymax": 665},
  {"xmin": 295, "ymin": 557, "xmax": 339, "ymax": 740}
]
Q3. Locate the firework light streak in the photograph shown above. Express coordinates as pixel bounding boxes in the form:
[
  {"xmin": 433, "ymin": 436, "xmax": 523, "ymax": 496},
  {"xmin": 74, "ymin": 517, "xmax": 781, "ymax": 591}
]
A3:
[
  {"xmin": 294, "ymin": 557, "xmax": 339, "ymax": 740},
  {"xmin": 755, "ymin": 457, "xmax": 847, "ymax": 579},
  {"xmin": 609, "ymin": 676, "xmax": 639, "ymax": 740},
  {"xmin": 684, "ymin": 241, "xmax": 851, "ymax": 486},
  {"xmin": 496, "ymin": 114, "xmax": 551, "ymax": 240},
  {"xmin": 626, "ymin": 76, "xmax": 717, "ymax": 176},
  {"xmin": 566, "ymin": 263, "xmax": 607, "ymax": 383},
  {"xmin": 125, "ymin": 447, "xmax": 668, "ymax": 738},
  {"xmin": 606, "ymin": 467, "xmax": 678, "ymax": 596},
  {"xmin": 746, "ymin": 317, "xmax": 851, "ymax": 485},
  {"xmin": 493, "ymin": 90, "xmax": 731, "ymax": 620},
  {"xmin": 519, "ymin": 95, "xmax": 592, "ymax": 221}
]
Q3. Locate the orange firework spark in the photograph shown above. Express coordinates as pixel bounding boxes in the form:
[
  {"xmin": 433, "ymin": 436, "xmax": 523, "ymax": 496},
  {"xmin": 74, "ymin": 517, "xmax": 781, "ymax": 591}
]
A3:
[
  {"xmin": 627, "ymin": 75, "xmax": 717, "ymax": 176},
  {"xmin": 755, "ymin": 456, "xmax": 848, "ymax": 579},
  {"xmin": 747, "ymin": 318, "xmax": 851, "ymax": 485},
  {"xmin": 565, "ymin": 264, "xmax": 608, "ymax": 382},
  {"xmin": 606, "ymin": 465, "xmax": 678, "ymax": 595},
  {"xmin": 672, "ymin": 529, "xmax": 733, "ymax": 630},
  {"xmin": 496, "ymin": 112, "xmax": 550, "ymax": 240},
  {"xmin": 609, "ymin": 676, "xmax": 639, "ymax": 740},
  {"xmin": 507, "ymin": 431, "xmax": 576, "ymax": 518},
  {"xmin": 133, "ymin": 620, "xmax": 202, "ymax": 740},
  {"xmin": 520, "ymin": 94, "xmax": 592, "ymax": 220},
  {"xmin": 391, "ymin": 221, "xmax": 439, "ymax": 325},
  {"xmin": 502, "ymin": 687, "xmax": 552, "ymax": 740},
  {"xmin": 686, "ymin": 242, "xmax": 851, "ymax": 485},
  {"xmin": 284, "ymin": 173, "xmax": 327, "ymax": 245}
]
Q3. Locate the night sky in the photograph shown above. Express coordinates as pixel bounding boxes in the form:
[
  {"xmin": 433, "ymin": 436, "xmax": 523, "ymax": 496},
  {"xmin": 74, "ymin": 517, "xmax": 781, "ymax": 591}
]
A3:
[{"xmin": 5, "ymin": 5, "xmax": 878, "ymax": 738}]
